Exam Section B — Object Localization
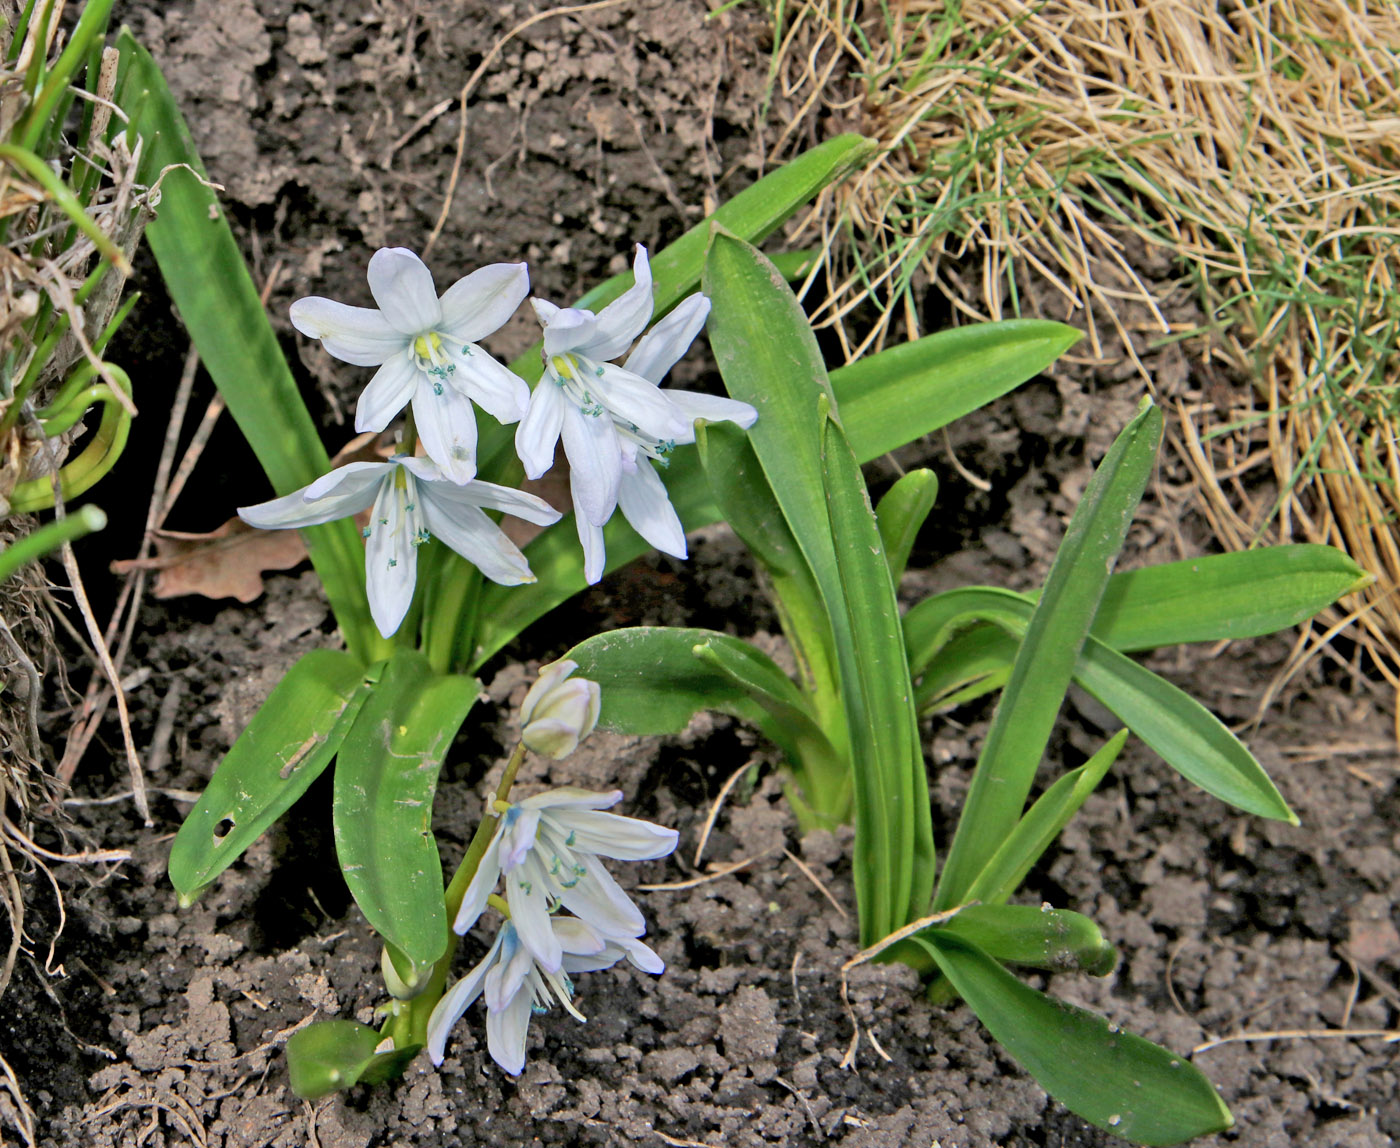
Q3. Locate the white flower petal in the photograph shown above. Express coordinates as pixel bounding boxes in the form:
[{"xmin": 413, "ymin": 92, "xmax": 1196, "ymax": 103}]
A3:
[
  {"xmin": 520, "ymin": 717, "xmax": 585, "ymax": 760},
  {"xmin": 421, "ymin": 475, "xmax": 561, "ymax": 526},
  {"xmin": 364, "ymin": 479, "xmax": 418, "ymax": 637},
  {"xmin": 561, "ymin": 403, "xmax": 622, "ymax": 527},
  {"xmin": 426, "ymin": 930, "xmax": 503, "ymax": 1065},
  {"xmin": 576, "ymin": 506, "xmax": 607, "ymax": 586},
  {"xmin": 530, "ymin": 297, "xmax": 561, "ymax": 325},
  {"xmin": 367, "ymin": 247, "xmax": 443, "ymax": 335},
  {"xmin": 438, "ymin": 261, "xmax": 529, "ymax": 343},
  {"xmin": 501, "ymin": 807, "xmax": 542, "ymax": 871},
  {"xmin": 355, "ymin": 353, "xmax": 420, "ymax": 433},
  {"xmin": 485, "ymin": 925, "xmax": 535, "ymax": 1011},
  {"xmin": 624, "ymin": 292, "xmax": 710, "ymax": 383},
  {"xmin": 576, "ymin": 245, "xmax": 653, "ymax": 361},
  {"xmin": 518, "ymin": 787, "xmax": 623, "ymax": 813},
  {"xmin": 485, "ymin": 983, "xmax": 533, "ymax": 1076},
  {"xmin": 617, "ymin": 460, "xmax": 686, "ymax": 559},
  {"xmin": 554, "ymin": 916, "xmax": 607, "ymax": 958},
  {"xmin": 411, "ymin": 385, "xmax": 478, "ymax": 484},
  {"xmin": 594, "ymin": 364, "xmax": 691, "ymax": 443},
  {"xmin": 665, "ymin": 390, "xmax": 759, "ymax": 443},
  {"xmin": 448, "ymin": 347, "xmax": 531, "ymax": 425},
  {"xmin": 238, "ymin": 465, "xmax": 385, "ymax": 530},
  {"xmin": 453, "ymin": 827, "xmax": 504, "ymax": 935},
  {"xmin": 507, "ymin": 855, "xmax": 562, "ymax": 972},
  {"xmin": 557, "ymin": 858, "xmax": 646, "ymax": 939},
  {"xmin": 546, "ymin": 808, "xmax": 679, "ymax": 862},
  {"xmin": 515, "ymin": 380, "xmax": 567, "ymax": 479},
  {"xmin": 561, "ymin": 945, "xmax": 627, "ymax": 975},
  {"xmin": 541, "ymin": 306, "xmax": 598, "ymax": 357},
  {"xmin": 289, "ymin": 297, "xmax": 405, "ymax": 366},
  {"xmin": 618, "ymin": 935, "xmax": 665, "ymax": 974},
  {"xmin": 419, "ymin": 498, "xmax": 534, "ymax": 586}
]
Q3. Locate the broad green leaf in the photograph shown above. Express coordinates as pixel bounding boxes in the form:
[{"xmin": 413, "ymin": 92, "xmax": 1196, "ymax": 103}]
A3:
[
  {"xmin": 935, "ymin": 400, "xmax": 1163, "ymax": 909},
  {"xmin": 565, "ymin": 626, "xmax": 847, "ymax": 816},
  {"xmin": 915, "ymin": 932, "xmax": 1234, "ymax": 1145},
  {"xmin": 966, "ymin": 730, "xmax": 1128, "ymax": 905},
  {"xmin": 912, "ymin": 624, "xmax": 1014, "ymax": 712},
  {"xmin": 705, "ymin": 228, "xmax": 933, "ymax": 940},
  {"xmin": 334, "ymin": 650, "xmax": 477, "ymax": 967},
  {"xmin": 829, "ymin": 320, "xmax": 1081, "ymax": 462},
  {"xmin": 168, "ymin": 649, "xmax": 375, "ymax": 905},
  {"xmin": 1092, "ymin": 544, "xmax": 1372, "ymax": 651},
  {"xmin": 115, "ymin": 33, "xmax": 380, "ymax": 662},
  {"xmin": 875, "ymin": 469, "xmax": 938, "ymax": 585},
  {"xmin": 286, "ymin": 1020, "xmax": 382, "ymax": 1100},
  {"xmin": 695, "ymin": 420, "xmax": 840, "ymax": 728},
  {"xmin": 929, "ymin": 904, "xmax": 1117, "ymax": 975}
]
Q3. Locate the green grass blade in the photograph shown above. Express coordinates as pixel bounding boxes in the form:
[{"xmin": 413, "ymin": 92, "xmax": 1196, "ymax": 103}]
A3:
[
  {"xmin": 828, "ymin": 320, "xmax": 1081, "ymax": 462},
  {"xmin": 168, "ymin": 649, "xmax": 375, "ymax": 905},
  {"xmin": 916, "ymin": 932, "xmax": 1234, "ymax": 1144},
  {"xmin": 1091, "ymin": 544, "xmax": 1373, "ymax": 650},
  {"xmin": 333, "ymin": 650, "xmax": 476, "ymax": 967},
  {"xmin": 934, "ymin": 400, "xmax": 1163, "ymax": 909},
  {"xmin": 875, "ymin": 469, "xmax": 938, "ymax": 584},
  {"xmin": 114, "ymin": 31, "xmax": 379, "ymax": 661}
]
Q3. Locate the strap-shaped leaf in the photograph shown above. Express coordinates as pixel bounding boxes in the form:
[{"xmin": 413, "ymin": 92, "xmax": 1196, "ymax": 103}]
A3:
[
  {"xmin": 1092, "ymin": 544, "xmax": 1372, "ymax": 651},
  {"xmin": 927, "ymin": 903, "xmax": 1117, "ymax": 975},
  {"xmin": 914, "ymin": 931, "xmax": 1234, "ymax": 1145},
  {"xmin": 168, "ymin": 649, "xmax": 376, "ymax": 905},
  {"xmin": 115, "ymin": 33, "xmax": 379, "ymax": 660},
  {"xmin": 704, "ymin": 227, "xmax": 933, "ymax": 939},
  {"xmin": 966, "ymin": 730, "xmax": 1128, "ymax": 905},
  {"xmin": 832, "ymin": 319, "xmax": 1082, "ymax": 462},
  {"xmin": 334, "ymin": 649, "xmax": 477, "ymax": 967},
  {"xmin": 875, "ymin": 469, "xmax": 938, "ymax": 585},
  {"xmin": 906, "ymin": 586, "xmax": 1296, "ymax": 823},
  {"xmin": 935, "ymin": 400, "xmax": 1163, "ymax": 909}
]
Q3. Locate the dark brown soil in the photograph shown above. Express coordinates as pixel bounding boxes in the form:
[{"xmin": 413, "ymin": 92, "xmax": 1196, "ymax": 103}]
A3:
[{"xmin": 9, "ymin": 3, "xmax": 1397, "ymax": 1146}]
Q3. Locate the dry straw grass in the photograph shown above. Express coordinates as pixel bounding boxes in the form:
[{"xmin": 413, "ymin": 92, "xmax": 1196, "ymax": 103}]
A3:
[{"xmin": 770, "ymin": 0, "xmax": 1400, "ymax": 685}]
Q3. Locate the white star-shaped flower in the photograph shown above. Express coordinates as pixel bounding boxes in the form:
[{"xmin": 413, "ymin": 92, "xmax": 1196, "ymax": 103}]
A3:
[
  {"xmin": 237, "ymin": 456, "xmax": 560, "ymax": 638},
  {"xmin": 514, "ymin": 245, "xmax": 757, "ymax": 583},
  {"xmin": 453, "ymin": 786, "xmax": 678, "ymax": 974},
  {"xmin": 290, "ymin": 248, "xmax": 531, "ymax": 483}
]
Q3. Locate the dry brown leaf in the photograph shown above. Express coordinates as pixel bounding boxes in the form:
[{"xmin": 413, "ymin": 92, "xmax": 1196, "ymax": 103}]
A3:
[{"xmin": 111, "ymin": 519, "xmax": 309, "ymax": 603}]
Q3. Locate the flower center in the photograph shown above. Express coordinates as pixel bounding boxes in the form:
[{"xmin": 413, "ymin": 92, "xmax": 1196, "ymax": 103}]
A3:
[
  {"xmin": 412, "ymin": 331, "xmax": 456, "ymax": 393},
  {"xmin": 546, "ymin": 354, "xmax": 675, "ymax": 464}
]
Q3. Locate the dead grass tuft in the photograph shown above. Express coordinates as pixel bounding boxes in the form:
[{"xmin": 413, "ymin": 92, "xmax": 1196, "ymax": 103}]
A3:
[{"xmin": 770, "ymin": 0, "xmax": 1400, "ymax": 682}]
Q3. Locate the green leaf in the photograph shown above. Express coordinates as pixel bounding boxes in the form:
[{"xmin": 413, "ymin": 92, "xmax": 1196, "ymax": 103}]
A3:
[
  {"xmin": 916, "ymin": 932, "xmax": 1233, "ymax": 1145},
  {"xmin": 694, "ymin": 420, "xmax": 840, "ymax": 727},
  {"xmin": 912, "ymin": 623, "xmax": 1014, "ymax": 712},
  {"xmin": 168, "ymin": 649, "xmax": 375, "ymax": 905},
  {"xmin": 286, "ymin": 1020, "xmax": 383, "ymax": 1100},
  {"xmin": 934, "ymin": 400, "xmax": 1163, "ymax": 909},
  {"xmin": 705, "ymin": 228, "xmax": 934, "ymax": 940},
  {"xmin": 565, "ymin": 626, "xmax": 847, "ymax": 819},
  {"xmin": 929, "ymin": 903, "xmax": 1117, "ymax": 976},
  {"xmin": 114, "ymin": 32, "xmax": 380, "ymax": 662},
  {"xmin": 875, "ymin": 469, "xmax": 938, "ymax": 585},
  {"xmin": 966, "ymin": 730, "xmax": 1128, "ymax": 906},
  {"xmin": 333, "ymin": 650, "xmax": 477, "ymax": 967},
  {"xmin": 908, "ymin": 585, "xmax": 1296, "ymax": 825},
  {"xmin": 828, "ymin": 320, "xmax": 1082, "ymax": 462},
  {"xmin": 1092, "ymin": 544, "xmax": 1373, "ymax": 651}
]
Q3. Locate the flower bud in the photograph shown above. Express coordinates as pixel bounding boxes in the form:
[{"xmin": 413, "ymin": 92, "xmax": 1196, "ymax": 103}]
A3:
[
  {"xmin": 519, "ymin": 659, "xmax": 601, "ymax": 759},
  {"xmin": 381, "ymin": 945, "xmax": 429, "ymax": 1000}
]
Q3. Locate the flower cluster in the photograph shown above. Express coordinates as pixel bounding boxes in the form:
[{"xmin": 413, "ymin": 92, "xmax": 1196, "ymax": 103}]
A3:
[
  {"xmin": 238, "ymin": 245, "xmax": 757, "ymax": 636},
  {"xmin": 426, "ymin": 785, "xmax": 678, "ymax": 1074}
]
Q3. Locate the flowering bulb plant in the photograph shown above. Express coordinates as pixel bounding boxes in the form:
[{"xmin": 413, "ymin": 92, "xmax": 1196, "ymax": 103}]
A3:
[{"xmin": 123, "ymin": 32, "xmax": 1372, "ymax": 1146}]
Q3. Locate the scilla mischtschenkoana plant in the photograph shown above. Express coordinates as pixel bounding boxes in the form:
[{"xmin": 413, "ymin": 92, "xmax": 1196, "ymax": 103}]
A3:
[{"xmin": 118, "ymin": 28, "xmax": 1371, "ymax": 1146}]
